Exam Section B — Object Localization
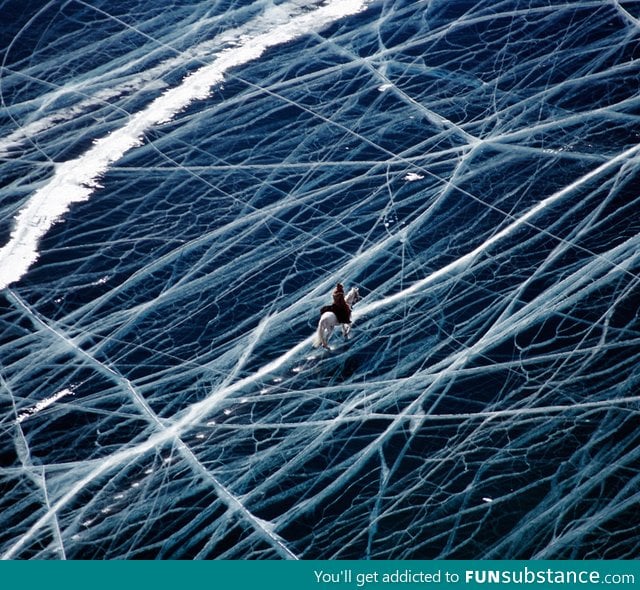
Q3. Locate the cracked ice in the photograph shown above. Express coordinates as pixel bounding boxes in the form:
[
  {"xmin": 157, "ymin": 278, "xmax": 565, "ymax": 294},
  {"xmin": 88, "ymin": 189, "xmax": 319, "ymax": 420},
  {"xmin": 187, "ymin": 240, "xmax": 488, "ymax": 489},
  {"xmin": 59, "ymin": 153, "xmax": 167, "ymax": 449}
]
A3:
[{"xmin": 1, "ymin": 0, "xmax": 640, "ymax": 559}]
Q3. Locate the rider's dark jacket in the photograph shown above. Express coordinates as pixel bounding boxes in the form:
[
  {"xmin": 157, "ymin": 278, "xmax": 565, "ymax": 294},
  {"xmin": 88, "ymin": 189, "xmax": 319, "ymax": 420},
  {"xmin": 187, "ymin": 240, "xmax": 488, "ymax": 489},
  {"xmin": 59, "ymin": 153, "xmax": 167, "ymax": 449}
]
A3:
[
  {"xmin": 321, "ymin": 284, "xmax": 351, "ymax": 324},
  {"xmin": 332, "ymin": 286, "xmax": 351, "ymax": 324}
]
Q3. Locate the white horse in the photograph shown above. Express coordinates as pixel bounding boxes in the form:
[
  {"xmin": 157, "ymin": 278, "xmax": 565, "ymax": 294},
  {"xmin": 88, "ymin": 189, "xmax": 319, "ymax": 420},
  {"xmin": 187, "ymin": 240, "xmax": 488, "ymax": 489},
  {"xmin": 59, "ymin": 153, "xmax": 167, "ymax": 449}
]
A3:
[{"xmin": 313, "ymin": 286, "xmax": 361, "ymax": 349}]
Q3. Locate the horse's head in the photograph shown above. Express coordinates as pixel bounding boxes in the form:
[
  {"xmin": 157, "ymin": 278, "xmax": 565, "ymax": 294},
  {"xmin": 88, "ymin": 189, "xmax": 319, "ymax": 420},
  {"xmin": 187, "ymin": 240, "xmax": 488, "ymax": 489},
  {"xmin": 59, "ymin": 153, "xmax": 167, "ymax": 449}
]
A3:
[{"xmin": 346, "ymin": 286, "xmax": 361, "ymax": 306}]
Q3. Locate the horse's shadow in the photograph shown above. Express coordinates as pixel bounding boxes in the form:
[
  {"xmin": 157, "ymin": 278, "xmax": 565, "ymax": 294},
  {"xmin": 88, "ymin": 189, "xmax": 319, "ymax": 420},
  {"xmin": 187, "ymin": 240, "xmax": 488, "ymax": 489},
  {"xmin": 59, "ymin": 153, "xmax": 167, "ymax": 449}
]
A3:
[{"xmin": 304, "ymin": 331, "xmax": 363, "ymax": 382}]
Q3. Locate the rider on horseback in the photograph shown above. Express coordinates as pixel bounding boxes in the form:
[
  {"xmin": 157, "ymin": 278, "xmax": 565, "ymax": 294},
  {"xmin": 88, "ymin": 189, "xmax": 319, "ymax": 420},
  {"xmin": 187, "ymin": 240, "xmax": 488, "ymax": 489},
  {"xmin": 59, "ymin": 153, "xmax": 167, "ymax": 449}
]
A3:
[{"xmin": 320, "ymin": 282, "xmax": 351, "ymax": 324}]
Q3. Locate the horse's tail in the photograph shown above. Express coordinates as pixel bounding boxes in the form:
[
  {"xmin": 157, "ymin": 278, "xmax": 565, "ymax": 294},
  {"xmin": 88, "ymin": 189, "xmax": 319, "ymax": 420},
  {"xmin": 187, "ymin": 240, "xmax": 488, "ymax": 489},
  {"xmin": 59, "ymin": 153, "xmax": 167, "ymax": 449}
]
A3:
[{"xmin": 312, "ymin": 324, "xmax": 323, "ymax": 348}]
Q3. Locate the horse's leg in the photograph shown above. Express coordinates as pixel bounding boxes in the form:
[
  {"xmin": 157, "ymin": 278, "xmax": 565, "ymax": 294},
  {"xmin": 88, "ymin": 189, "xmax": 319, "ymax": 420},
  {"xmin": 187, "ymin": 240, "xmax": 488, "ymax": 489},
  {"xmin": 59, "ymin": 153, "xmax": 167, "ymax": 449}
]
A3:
[
  {"xmin": 322, "ymin": 323, "xmax": 333, "ymax": 349},
  {"xmin": 316, "ymin": 317, "xmax": 328, "ymax": 349},
  {"xmin": 319, "ymin": 320, "xmax": 327, "ymax": 348},
  {"xmin": 313, "ymin": 313, "xmax": 338, "ymax": 350},
  {"xmin": 314, "ymin": 317, "xmax": 326, "ymax": 348},
  {"xmin": 322, "ymin": 315, "xmax": 337, "ymax": 349}
]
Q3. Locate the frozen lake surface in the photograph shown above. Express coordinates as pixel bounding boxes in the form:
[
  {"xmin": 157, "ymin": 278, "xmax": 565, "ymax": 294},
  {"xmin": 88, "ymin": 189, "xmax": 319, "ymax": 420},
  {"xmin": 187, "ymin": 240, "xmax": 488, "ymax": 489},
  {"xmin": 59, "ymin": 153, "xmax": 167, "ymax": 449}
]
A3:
[{"xmin": 1, "ymin": 0, "xmax": 640, "ymax": 559}]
